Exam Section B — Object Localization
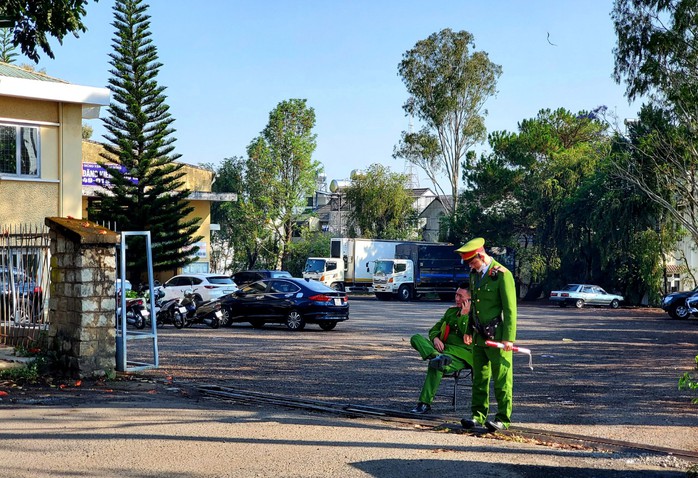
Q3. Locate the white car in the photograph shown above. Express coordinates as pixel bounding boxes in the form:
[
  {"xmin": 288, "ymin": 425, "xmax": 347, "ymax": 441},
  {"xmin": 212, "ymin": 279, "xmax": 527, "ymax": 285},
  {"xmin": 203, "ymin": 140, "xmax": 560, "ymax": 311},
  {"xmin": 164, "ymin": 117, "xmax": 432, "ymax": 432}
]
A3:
[
  {"xmin": 162, "ymin": 273, "xmax": 237, "ymax": 303},
  {"xmin": 549, "ymin": 284, "xmax": 623, "ymax": 309}
]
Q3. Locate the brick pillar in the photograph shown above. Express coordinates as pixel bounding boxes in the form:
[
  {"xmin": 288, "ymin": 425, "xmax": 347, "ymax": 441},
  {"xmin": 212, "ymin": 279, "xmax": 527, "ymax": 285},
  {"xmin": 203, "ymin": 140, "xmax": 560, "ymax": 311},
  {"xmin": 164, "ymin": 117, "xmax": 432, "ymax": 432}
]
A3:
[{"xmin": 45, "ymin": 217, "xmax": 119, "ymax": 378}]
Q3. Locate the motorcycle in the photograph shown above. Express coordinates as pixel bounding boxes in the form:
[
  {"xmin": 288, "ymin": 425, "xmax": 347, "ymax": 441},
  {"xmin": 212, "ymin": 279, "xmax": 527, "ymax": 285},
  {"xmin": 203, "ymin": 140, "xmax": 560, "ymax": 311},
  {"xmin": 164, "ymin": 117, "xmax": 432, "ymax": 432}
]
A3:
[
  {"xmin": 146, "ymin": 286, "xmax": 189, "ymax": 329},
  {"xmin": 115, "ymin": 293, "xmax": 149, "ymax": 330},
  {"xmin": 180, "ymin": 289, "xmax": 222, "ymax": 328}
]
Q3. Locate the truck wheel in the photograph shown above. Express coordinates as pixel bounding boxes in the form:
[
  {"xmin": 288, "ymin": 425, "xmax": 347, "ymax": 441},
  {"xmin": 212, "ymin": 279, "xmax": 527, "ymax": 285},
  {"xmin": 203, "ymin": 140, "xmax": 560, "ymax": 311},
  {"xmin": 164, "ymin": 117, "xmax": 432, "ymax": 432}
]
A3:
[
  {"xmin": 331, "ymin": 283, "xmax": 344, "ymax": 292},
  {"xmin": 397, "ymin": 285, "xmax": 412, "ymax": 302}
]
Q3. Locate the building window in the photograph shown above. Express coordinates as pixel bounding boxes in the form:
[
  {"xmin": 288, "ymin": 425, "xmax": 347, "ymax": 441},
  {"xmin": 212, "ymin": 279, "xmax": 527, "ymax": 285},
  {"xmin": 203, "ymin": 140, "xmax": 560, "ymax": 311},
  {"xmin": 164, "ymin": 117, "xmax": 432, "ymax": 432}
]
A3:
[{"xmin": 0, "ymin": 123, "xmax": 40, "ymax": 176}]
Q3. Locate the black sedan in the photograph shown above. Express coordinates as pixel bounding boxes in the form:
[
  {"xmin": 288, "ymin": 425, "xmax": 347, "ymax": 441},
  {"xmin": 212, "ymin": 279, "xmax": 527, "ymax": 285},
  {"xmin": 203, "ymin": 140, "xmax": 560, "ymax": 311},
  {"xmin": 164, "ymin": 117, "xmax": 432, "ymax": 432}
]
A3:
[
  {"xmin": 661, "ymin": 287, "xmax": 698, "ymax": 319},
  {"xmin": 220, "ymin": 278, "xmax": 349, "ymax": 331}
]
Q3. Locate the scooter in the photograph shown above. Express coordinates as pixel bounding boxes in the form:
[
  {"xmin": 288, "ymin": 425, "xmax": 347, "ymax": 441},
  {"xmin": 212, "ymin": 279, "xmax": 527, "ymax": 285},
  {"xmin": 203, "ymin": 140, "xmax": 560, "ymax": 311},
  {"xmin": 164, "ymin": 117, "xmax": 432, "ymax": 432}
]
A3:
[
  {"xmin": 180, "ymin": 289, "xmax": 222, "ymax": 329},
  {"xmin": 147, "ymin": 287, "xmax": 188, "ymax": 329},
  {"xmin": 115, "ymin": 293, "xmax": 149, "ymax": 329}
]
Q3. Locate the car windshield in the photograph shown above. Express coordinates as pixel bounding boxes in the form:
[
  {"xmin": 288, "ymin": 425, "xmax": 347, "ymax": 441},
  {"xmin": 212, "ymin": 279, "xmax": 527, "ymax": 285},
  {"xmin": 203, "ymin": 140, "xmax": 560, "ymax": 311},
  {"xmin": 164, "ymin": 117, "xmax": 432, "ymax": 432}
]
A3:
[
  {"xmin": 304, "ymin": 259, "xmax": 325, "ymax": 273},
  {"xmin": 562, "ymin": 284, "xmax": 580, "ymax": 291},
  {"xmin": 374, "ymin": 261, "xmax": 393, "ymax": 275},
  {"xmin": 206, "ymin": 276, "xmax": 235, "ymax": 285},
  {"xmin": 270, "ymin": 271, "xmax": 292, "ymax": 278}
]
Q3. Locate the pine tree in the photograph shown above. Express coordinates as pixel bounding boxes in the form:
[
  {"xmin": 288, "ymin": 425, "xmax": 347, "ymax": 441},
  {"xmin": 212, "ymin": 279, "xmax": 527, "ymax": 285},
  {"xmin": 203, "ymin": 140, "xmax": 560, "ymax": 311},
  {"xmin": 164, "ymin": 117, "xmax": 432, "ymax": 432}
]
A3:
[
  {"xmin": 89, "ymin": 0, "xmax": 201, "ymax": 282},
  {"xmin": 0, "ymin": 28, "xmax": 18, "ymax": 63}
]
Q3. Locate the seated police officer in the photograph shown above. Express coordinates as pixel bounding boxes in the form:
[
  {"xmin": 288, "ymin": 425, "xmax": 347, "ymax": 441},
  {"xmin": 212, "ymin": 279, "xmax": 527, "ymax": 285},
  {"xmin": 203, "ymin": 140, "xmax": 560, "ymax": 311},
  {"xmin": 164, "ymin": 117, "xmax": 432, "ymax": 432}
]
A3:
[{"xmin": 409, "ymin": 285, "xmax": 473, "ymax": 414}]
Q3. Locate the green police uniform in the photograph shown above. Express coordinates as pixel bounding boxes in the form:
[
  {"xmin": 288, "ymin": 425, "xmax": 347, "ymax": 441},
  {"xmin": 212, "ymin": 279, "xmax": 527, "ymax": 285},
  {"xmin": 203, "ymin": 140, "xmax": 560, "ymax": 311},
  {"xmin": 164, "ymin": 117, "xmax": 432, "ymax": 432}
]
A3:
[
  {"xmin": 411, "ymin": 306, "xmax": 473, "ymax": 405},
  {"xmin": 468, "ymin": 258, "xmax": 517, "ymax": 428}
]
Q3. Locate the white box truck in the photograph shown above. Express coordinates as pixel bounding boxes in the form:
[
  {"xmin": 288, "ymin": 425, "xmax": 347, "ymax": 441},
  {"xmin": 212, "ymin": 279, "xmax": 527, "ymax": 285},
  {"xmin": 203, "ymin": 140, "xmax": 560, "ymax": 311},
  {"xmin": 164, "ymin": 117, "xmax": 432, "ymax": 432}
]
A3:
[{"xmin": 303, "ymin": 238, "xmax": 415, "ymax": 291}]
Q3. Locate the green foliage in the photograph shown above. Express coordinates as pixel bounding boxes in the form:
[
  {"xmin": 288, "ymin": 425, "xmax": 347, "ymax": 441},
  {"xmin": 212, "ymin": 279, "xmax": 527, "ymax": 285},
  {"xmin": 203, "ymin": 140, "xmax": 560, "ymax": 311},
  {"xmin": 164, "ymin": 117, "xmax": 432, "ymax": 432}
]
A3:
[
  {"xmin": 395, "ymin": 28, "xmax": 502, "ymax": 223},
  {"xmin": 455, "ymin": 107, "xmax": 669, "ymax": 302},
  {"xmin": 0, "ymin": 0, "xmax": 96, "ymax": 62},
  {"xmin": 0, "ymin": 28, "xmax": 18, "ymax": 63},
  {"xmin": 88, "ymin": 0, "xmax": 201, "ymax": 282},
  {"xmin": 678, "ymin": 355, "xmax": 698, "ymax": 404},
  {"xmin": 204, "ymin": 156, "xmax": 280, "ymax": 273},
  {"xmin": 343, "ymin": 164, "xmax": 418, "ymax": 239},
  {"xmin": 284, "ymin": 230, "xmax": 331, "ymax": 277},
  {"xmin": 246, "ymin": 99, "xmax": 322, "ymax": 268},
  {"xmin": 612, "ymin": 0, "xmax": 698, "ymax": 104}
]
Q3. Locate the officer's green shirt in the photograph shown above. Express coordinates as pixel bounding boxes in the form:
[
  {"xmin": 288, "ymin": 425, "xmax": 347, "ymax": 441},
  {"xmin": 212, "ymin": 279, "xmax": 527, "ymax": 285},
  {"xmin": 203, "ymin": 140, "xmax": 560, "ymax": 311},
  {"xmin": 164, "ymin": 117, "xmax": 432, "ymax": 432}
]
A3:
[
  {"xmin": 427, "ymin": 306, "xmax": 471, "ymax": 363},
  {"xmin": 468, "ymin": 259, "xmax": 517, "ymax": 345}
]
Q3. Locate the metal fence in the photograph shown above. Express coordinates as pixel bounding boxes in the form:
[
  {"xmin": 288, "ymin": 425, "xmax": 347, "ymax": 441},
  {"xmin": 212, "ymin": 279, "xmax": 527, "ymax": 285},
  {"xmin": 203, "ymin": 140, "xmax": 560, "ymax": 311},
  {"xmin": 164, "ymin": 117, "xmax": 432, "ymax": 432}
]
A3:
[{"xmin": 0, "ymin": 224, "xmax": 50, "ymax": 348}]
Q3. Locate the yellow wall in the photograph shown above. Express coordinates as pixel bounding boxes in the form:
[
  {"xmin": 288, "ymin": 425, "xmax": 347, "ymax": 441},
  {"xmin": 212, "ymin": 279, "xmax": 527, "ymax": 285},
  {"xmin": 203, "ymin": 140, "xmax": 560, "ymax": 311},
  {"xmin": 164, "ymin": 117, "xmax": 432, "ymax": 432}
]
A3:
[{"xmin": 0, "ymin": 97, "xmax": 83, "ymax": 224}]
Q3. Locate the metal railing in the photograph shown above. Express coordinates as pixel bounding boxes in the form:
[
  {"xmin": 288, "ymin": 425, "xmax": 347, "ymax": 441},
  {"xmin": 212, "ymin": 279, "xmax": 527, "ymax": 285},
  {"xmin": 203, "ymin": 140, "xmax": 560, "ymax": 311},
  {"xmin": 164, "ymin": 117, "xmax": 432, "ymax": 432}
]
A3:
[{"xmin": 0, "ymin": 224, "xmax": 50, "ymax": 347}]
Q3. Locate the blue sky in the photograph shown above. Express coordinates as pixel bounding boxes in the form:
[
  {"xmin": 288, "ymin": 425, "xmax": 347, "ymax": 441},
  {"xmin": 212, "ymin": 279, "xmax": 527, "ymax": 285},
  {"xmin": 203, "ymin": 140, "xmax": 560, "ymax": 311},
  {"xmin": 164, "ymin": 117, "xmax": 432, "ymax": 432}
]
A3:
[{"xmin": 30, "ymin": 0, "xmax": 639, "ymax": 188}]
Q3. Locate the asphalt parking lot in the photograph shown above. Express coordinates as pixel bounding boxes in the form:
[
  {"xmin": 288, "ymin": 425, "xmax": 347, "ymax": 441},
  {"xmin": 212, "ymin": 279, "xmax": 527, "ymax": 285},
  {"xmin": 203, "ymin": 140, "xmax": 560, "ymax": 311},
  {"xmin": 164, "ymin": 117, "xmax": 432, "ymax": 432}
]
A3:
[{"xmin": 131, "ymin": 297, "xmax": 698, "ymax": 453}]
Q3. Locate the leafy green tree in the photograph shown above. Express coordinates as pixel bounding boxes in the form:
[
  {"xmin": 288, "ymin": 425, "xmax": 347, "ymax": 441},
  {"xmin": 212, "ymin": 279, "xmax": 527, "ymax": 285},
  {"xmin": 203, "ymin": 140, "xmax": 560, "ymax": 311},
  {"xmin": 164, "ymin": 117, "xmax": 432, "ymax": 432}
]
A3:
[
  {"xmin": 395, "ymin": 28, "xmax": 502, "ymax": 232},
  {"xmin": 0, "ymin": 0, "xmax": 97, "ymax": 61},
  {"xmin": 204, "ymin": 156, "xmax": 279, "ymax": 274},
  {"xmin": 247, "ymin": 99, "xmax": 321, "ymax": 269},
  {"xmin": 0, "ymin": 28, "xmax": 18, "ymax": 63},
  {"xmin": 284, "ymin": 229, "xmax": 331, "ymax": 277},
  {"xmin": 88, "ymin": 0, "xmax": 200, "ymax": 282},
  {"xmin": 612, "ymin": 0, "xmax": 698, "ymax": 246},
  {"xmin": 343, "ymin": 163, "xmax": 418, "ymax": 239}
]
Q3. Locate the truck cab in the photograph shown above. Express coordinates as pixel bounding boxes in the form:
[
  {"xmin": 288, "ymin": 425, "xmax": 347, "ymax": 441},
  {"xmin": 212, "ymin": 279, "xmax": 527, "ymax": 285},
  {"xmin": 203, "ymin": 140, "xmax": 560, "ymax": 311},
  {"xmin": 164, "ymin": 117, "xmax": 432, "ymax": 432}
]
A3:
[
  {"xmin": 372, "ymin": 258, "xmax": 414, "ymax": 301},
  {"xmin": 302, "ymin": 257, "xmax": 345, "ymax": 290}
]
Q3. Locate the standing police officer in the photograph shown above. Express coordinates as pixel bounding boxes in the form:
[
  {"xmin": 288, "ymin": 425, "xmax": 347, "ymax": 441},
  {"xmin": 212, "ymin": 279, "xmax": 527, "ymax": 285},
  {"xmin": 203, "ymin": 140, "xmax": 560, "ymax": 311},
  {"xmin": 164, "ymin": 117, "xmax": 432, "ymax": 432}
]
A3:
[{"xmin": 456, "ymin": 237, "xmax": 517, "ymax": 431}]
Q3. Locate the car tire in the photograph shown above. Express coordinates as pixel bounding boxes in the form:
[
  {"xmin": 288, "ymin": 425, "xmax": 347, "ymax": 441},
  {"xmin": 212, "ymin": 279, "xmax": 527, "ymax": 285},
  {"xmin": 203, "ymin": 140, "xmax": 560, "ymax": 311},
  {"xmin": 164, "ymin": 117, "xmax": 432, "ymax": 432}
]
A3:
[
  {"xmin": 286, "ymin": 310, "xmax": 306, "ymax": 331},
  {"xmin": 398, "ymin": 285, "xmax": 412, "ymax": 302},
  {"xmin": 319, "ymin": 321, "xmax": 337, "ymax": 331},
  {"xmin": 221, "ymin": 307, "xmax": 233, "ymax": 327},
  {"xmin": 610, "ymin": 299, "xmax": 620, "ymax": 309},
  {"xmin": 670, "ymin": 303, "xmax": 690, "ymax": 320},
  {"xmin": 574, "ymin": 299, "xmax": 584, "ymax": 309}
]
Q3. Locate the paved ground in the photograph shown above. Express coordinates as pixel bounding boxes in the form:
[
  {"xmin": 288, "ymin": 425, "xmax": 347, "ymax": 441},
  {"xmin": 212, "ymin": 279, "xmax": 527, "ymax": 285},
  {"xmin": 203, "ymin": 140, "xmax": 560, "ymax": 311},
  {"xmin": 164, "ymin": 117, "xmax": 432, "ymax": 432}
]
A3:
[{"xmin": 0, "ymin": 299, "xmax": 697, "ymax": 477}]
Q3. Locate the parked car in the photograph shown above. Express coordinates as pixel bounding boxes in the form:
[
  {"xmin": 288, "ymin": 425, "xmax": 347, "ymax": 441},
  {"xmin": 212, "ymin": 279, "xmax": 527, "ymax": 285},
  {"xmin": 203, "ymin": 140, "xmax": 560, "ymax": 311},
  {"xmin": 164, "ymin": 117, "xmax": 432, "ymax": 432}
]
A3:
[
  {"xmin": 549, "ymin": 284, "xmax": 623, "ymax": 309},
  {"xmin": 161, "ymin": 273, "xmax": 238, "ymax": 303},
  {"xmin": 115, "ymin": 278, "xmax": 132, "ymax": 294},
  {"xmin": 661, "ymin": 287, "xmax": 698, "ymax": 319},
  {"xmin": 220, "ymin": 277, "xmax": 348, "ymax": 331},
  {"xmin": 0, "ymin": 266, "xmax": 44, "ymax": 322},
  {"xmin": 232, "ymin": 270, "xmax": 293, "ymax": 287}
]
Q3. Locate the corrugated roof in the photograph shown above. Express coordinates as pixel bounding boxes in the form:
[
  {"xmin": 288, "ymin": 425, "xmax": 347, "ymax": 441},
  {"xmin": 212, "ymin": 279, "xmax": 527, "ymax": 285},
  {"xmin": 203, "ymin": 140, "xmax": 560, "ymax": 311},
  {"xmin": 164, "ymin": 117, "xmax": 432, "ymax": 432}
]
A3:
[{"xmin": 0, "ymin": 61, "xmax": 67, "ymax": 83}]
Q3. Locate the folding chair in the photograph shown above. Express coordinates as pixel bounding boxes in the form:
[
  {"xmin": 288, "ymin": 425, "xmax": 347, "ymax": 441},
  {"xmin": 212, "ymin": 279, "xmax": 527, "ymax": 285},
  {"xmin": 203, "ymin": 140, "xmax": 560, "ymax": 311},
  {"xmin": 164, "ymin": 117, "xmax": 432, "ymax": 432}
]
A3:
[{"xmin": 442, "ymin": 365, "xmax": 473, "ymax": 411}]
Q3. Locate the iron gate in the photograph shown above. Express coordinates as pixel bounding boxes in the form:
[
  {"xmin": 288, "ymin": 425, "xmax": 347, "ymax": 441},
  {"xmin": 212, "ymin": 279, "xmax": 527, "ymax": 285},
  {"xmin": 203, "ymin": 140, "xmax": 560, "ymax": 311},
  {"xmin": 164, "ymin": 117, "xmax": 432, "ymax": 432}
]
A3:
[{"xmin": 0, "ymin": 224, "xmax": 50, "ymax": 347}]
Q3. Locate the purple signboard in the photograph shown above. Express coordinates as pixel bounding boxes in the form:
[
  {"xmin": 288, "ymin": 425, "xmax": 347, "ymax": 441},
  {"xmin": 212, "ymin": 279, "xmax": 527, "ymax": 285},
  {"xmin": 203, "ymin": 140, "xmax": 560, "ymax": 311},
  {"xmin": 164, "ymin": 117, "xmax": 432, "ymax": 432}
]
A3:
[{"xmin": 82, "ymin": 162, "xmax": 136, "ymax": 187}]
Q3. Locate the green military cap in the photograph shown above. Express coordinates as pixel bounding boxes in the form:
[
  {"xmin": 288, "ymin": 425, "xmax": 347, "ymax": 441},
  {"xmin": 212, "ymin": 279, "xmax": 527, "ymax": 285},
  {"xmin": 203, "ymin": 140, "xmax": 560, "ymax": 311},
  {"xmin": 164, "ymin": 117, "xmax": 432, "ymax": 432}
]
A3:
[{"xmin": 455, "ymin": 237, "xmax": 485, "ymax": 261}]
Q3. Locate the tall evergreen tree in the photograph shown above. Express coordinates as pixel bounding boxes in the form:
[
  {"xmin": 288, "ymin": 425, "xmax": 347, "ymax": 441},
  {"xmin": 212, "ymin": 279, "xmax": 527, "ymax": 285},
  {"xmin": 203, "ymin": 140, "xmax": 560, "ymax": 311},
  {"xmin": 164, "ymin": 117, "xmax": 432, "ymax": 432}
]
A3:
[
  {"xmin": 0, "ymin": 28, "xmax": 18, "ymax": 63},
  {"xmin": 89, "ymin": 0, "xmax": 200, "ymax": 282}
]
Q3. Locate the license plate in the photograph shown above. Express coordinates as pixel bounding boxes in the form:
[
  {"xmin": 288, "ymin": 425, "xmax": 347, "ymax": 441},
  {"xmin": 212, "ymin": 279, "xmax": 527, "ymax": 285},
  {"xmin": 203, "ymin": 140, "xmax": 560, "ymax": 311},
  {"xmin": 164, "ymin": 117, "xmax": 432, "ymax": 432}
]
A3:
[
  {"xmin": 178, "ymin": 306, "xmax": 187, "ymax": 314},
  {"xmin": 214, "ymin": 310, "xmax": 223, "ymax": 318},
  {"xmin": 333, "ymin": 298, "xmax": 342, "ymax": 306},
  {"xmin": 141, "ymin": 310, "xmax": 150, "ymax": 317}
]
